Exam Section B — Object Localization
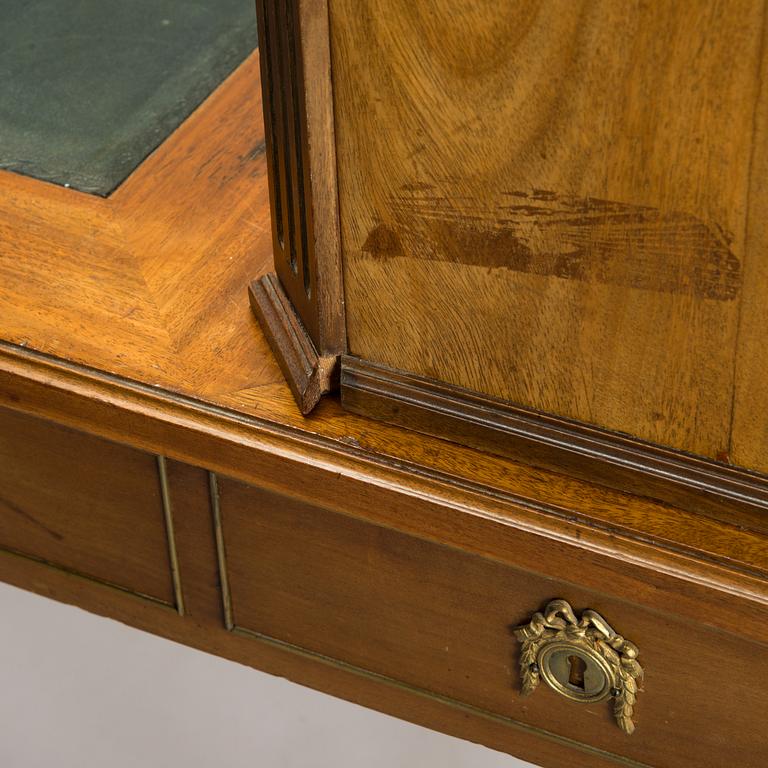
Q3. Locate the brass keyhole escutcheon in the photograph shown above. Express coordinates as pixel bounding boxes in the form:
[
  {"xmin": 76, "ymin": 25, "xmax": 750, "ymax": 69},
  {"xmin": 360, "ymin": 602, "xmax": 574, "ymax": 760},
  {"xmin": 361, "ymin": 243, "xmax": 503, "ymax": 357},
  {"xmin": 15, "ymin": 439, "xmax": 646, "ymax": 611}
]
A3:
[
  {"xmin": 514, "ymin": 599, "xmax": 643, "ymax": 734},
  {"xmin": 537, "ymin": 641, "xmax": 615, "ymax": 704}
]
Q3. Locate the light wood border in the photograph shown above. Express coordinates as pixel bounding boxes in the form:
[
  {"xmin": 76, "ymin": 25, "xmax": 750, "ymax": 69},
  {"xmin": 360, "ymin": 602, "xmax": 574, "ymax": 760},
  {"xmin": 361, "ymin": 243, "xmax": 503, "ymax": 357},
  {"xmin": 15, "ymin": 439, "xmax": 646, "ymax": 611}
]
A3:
[{"xmin": 0, "ymin": 452, "xmax": 185, "ymax": 614}]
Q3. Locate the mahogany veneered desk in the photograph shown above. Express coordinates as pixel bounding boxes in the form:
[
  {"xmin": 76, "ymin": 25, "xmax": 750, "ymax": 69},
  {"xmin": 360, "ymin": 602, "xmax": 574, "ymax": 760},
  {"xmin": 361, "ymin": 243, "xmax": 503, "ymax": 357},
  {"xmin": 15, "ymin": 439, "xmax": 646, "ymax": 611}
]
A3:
[{"xmin": 1, "ymin": 7, "xmax": 768, "ymax": 768}]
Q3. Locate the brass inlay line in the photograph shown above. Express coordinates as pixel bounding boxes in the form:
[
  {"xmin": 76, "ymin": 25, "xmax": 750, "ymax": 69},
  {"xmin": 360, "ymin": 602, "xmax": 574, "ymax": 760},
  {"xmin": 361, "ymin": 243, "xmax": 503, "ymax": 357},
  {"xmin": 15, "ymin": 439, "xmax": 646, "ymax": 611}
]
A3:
[
  {"xmin": 0, "ymin": 544, "xmax": 176, "ymax": 610},
  {"xmin": 209, "ymin": 472, "xmax": 234, "ymax": 631},
  {"xmin": 156, "ymin": 455, "xmax": 185, "ymax": 616}
]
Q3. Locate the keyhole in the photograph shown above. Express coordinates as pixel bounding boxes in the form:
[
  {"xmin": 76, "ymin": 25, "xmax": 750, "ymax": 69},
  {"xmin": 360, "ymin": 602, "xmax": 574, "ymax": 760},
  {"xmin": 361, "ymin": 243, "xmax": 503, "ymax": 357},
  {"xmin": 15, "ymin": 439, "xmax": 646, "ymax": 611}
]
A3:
[{"xmin": 567, "ymin": 655, "xmax": 587, "ymax": 690}]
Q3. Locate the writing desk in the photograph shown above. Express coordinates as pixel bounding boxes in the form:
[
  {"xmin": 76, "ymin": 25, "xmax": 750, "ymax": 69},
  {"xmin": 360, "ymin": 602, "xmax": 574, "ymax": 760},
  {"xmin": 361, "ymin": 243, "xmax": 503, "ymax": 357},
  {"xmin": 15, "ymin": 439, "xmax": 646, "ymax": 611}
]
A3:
[{"xmin": 1, "ymin": 52, "xmax": 766, "ymax": 768}]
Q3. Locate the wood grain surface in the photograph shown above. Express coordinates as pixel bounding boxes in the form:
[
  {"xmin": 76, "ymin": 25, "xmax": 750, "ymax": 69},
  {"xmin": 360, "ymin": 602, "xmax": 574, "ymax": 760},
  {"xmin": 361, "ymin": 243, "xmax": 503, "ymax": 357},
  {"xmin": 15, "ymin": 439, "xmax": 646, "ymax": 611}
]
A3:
[
  {"xmin": 732, "ymin": 14, "xmax": 768, "ymax": 472},
  {"xmin": 0, "ymin": 406, "xmax": 174, "ymax": 604},
  {"xmin": 328, "ymin": 0, "xmax": 767, "ymax": 467},
  {"xmin": 0, "ymin": 50, "xmax": 766, "ymax": 599},
  {"xmin": 0, "ymin": 51, "xmax": 284, "ymax": 402},
  {"xmin": 220, "ymin": 479, "xmax": 768, "ymax": 768},
  {"xmin": 1, "ymin": 49, "xmax": 768, "ymax": 767}
]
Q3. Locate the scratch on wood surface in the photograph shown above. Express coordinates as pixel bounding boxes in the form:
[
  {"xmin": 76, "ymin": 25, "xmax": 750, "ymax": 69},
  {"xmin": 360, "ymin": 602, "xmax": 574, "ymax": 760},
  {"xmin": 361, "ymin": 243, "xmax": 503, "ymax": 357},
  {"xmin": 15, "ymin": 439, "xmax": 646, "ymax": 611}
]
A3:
[
  {"xmin": 0, "ymin": 495, "xmax": 64, "ymax": 541},
  {"xmin": 362, "ymin": 185, "xmax": 741, "ymax": 301}
]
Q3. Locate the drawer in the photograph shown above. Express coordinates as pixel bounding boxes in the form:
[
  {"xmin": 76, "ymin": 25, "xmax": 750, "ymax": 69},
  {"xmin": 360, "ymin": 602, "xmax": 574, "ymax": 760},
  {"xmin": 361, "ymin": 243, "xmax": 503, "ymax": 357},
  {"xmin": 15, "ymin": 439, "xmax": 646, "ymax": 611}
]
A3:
[
  {"xmin": 218, "ymin": 477, "xmax": 767, "ymax": 768},
  {"xmin": 0, "ymin": 406, "xmax": 177, "ymax": 606}
]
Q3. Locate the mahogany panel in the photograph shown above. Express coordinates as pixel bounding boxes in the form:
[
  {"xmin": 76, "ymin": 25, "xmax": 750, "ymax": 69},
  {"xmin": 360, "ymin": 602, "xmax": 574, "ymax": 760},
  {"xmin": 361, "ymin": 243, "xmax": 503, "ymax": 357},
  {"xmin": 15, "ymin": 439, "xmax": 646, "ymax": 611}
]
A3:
[
  {"xmin": 218, "ymin": 478, "xmax": 768, "ymax": 768},
  {"xmin": 0, "ymin": 406, "xmax": 175, "ymax": 605},
  {"xmin": 0, "ymin": 530, "xmax": 624, "ymax": 768}
]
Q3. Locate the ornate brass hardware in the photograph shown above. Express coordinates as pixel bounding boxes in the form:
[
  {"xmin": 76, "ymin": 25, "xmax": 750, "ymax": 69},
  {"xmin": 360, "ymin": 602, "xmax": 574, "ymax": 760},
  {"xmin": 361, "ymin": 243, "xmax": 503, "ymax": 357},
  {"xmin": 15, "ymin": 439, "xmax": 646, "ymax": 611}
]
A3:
[{"xmin": 513, "ymin": 599, "xmax": 643, "ymax": 734}]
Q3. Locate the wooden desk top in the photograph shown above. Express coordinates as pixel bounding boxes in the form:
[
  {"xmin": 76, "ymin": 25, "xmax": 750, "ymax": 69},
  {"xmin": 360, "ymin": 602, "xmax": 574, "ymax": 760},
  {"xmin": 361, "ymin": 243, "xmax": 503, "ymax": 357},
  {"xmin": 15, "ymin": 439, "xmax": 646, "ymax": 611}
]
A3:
[{"xmin": 1, "ymin": 53, "xmax": 767, "ymax": 644}]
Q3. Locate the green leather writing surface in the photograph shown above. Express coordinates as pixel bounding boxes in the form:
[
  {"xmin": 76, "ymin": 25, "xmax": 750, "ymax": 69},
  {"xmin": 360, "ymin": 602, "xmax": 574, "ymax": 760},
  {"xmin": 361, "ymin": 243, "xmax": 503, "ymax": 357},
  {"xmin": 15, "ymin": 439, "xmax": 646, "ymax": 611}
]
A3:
[{"xmin": 0, "ymin": 0, "xmax": 257, "ymax": 195}]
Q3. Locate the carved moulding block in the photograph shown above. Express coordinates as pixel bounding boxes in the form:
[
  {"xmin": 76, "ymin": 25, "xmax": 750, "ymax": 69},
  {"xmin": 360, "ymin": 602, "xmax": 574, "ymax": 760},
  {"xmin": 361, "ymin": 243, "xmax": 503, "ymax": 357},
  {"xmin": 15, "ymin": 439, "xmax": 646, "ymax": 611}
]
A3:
[{"xmin": 249, "ymin": 273, "xmax": 337, "ymax": 414}]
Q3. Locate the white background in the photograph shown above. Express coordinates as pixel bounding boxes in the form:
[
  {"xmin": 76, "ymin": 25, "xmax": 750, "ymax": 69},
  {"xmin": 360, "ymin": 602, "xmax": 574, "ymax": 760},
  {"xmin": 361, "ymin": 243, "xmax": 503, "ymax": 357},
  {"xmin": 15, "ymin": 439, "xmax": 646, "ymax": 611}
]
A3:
[{"xmin": 0, "ymin": 582, "xmax": 536, "ymax": 768}]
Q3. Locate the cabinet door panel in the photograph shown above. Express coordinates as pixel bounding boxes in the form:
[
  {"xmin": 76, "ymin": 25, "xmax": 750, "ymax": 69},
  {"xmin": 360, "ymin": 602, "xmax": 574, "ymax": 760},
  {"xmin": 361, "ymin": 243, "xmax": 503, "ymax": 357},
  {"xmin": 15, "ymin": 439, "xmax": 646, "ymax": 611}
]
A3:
[{"xmin": 330, "ymin": 0, "xmax": 764, "ymax": 463}]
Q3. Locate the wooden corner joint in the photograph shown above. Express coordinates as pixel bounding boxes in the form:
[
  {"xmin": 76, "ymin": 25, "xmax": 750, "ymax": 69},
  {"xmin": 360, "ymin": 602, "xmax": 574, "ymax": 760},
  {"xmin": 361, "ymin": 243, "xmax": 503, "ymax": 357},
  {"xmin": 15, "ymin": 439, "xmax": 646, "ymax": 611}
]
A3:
[{"xmin": 249, "ymin": 273, "xmax": 339, "ymax": 415}]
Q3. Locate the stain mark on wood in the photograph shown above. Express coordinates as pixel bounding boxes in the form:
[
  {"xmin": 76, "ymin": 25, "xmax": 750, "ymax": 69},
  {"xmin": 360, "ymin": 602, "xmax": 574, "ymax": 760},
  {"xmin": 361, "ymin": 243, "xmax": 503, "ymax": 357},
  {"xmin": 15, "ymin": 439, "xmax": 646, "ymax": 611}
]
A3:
[
  {"xmin": 245, "ymin": 141, "xmax": 267, "ymax": 162},
  {"xmin": 362, "ymin": 223, "xmax": 405, "ymax": 260},
  {"xmin": 363, "ymin": 186, "xmax": 740, "ymax": 301}
]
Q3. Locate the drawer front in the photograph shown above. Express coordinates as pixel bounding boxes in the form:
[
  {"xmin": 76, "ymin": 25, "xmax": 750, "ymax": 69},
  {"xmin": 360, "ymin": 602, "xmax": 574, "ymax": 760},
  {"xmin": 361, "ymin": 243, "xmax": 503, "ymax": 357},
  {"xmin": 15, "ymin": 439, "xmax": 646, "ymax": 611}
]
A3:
[
  {"xmin": 0, "ymin": 406, "xmax": 176, "ymax": 606},
  {"xmin": 219, "ymin": 478, "xmax": 767, "ymax": 768}
]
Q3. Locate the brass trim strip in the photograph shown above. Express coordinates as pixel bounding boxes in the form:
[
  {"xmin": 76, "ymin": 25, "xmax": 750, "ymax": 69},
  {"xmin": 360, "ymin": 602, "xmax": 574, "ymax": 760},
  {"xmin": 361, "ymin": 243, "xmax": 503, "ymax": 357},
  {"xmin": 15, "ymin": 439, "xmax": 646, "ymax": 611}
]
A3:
[
  {"xmin": 157, "ymin": 455, "xmax": 185, "ymax": 616},
  {"xmin": 209, "ymin": 472, "xmax": 234, "ymax": 631},
  {"xmin": 229, "ymin": 624, "xmax": 652, "ymax": 768},
  {"xmin": 0, "ymin": 544, "xmax": 176, "ymax": 610}
]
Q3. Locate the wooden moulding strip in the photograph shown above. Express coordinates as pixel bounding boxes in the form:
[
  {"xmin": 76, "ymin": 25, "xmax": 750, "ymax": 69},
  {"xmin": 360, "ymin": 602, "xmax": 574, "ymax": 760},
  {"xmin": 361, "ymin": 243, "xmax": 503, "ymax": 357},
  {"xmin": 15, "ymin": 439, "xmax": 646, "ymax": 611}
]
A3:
[
  {"xmin": 157, "ymin": 455, "xmax": 186, "ymax": 616},
  {"xmin": 340, "ymin": 355, "xmax": 768, "ymax": 536},
  {"xmin": 1, "ymin": 340, "xmax": 768, "ymax": 646}
]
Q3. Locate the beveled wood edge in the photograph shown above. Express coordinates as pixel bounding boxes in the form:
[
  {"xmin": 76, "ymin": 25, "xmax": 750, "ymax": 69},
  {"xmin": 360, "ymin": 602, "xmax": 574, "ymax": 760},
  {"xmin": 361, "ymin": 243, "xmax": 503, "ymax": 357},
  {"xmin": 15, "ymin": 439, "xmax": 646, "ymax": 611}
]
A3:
[
  {"xmin": 340, "ymin": 355, "xmax": 768, "ymax": 536},
  {"xmin": 249, "ymin": 273, "xmax": 338, "ymax": 414},
  {"xmin": 1, "ymin": 340, "xmax": 768, "ymax": 646}
]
